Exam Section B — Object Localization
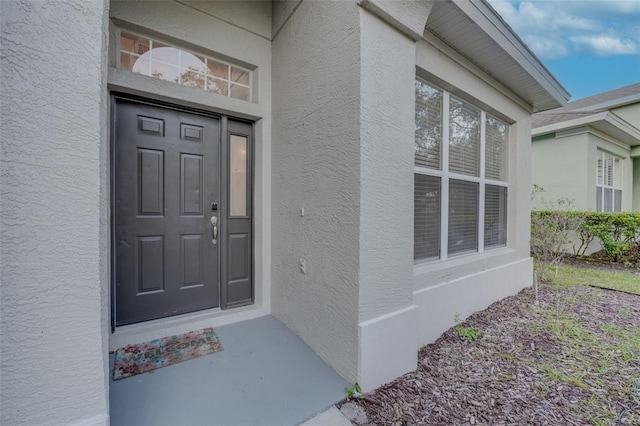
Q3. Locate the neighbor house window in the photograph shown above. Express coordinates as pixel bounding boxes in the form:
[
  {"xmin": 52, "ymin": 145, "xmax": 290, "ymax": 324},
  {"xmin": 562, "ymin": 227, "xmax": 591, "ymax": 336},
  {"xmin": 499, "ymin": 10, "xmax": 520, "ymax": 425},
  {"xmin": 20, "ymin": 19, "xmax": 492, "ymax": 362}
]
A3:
[
  {"xmin": 414, "ymin": 79, "xmax": 508, "ymax": 261},
  {"xmin": 596, "ymin": 150, "xmax": 622, "ymax": 212},
  {"xmin": 118, "ymin": 30, "xmax": 252, "ymax": 101}
]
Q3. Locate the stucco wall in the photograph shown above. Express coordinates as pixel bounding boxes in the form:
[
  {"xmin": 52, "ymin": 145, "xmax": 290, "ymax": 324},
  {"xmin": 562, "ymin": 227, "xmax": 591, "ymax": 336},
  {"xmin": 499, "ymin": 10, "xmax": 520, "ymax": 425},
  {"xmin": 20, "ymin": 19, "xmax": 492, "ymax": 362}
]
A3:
[
  {"xmin": 612, "ymin": 102, "xmax": 640, "ymax": 126},
  {"xmin": 533, "ymin": 129, "xmax": 634, "ymax": 212},
  {"xmin": 532, "ymin": 133, "xmax": 590, "ymax": 209},
  {"xmin": 358, "ymin": 9, "xmax": 415, "ymax": 323},
  {"xmin": 1, "ymin": 1, "xmax": 110, "ymax": 424},
  {"xmin": 356, "ymin": 8, "xmax": 423, "ymax": 391},
  {"xmin": 181, "ymin": 0, "xmax": 272, "ymax": 39},
  {"xmin": 271, "ymin": 0, "xmax": 361, "ymax": 383}
]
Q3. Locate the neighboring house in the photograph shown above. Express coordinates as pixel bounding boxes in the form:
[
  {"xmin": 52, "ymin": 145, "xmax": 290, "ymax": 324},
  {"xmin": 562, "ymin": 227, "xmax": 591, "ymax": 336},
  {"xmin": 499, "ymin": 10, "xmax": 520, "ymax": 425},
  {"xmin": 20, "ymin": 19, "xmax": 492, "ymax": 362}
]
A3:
[
  {"xmin": 0, "ymin": 1, "xmax": 568, "ymax": 424},
  {"xmin": 532, "ymin": 83, "xmax": 640, "ymax": 211}
]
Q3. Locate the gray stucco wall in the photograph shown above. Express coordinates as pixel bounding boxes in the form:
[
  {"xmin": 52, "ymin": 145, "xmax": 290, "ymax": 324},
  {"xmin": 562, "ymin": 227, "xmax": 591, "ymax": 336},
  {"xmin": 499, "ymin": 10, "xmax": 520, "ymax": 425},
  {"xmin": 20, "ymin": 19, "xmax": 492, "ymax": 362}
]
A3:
[
  {"xmin": 271, "ymin": 0, "xmax": 362, "ymax": 383},
  {"xmin": 1, "ymin": 1, "xmax": 110, "ymax": 424},
  {"xmin": 358, "ymin": 9, "xmax": 415, "ymax": 321}
]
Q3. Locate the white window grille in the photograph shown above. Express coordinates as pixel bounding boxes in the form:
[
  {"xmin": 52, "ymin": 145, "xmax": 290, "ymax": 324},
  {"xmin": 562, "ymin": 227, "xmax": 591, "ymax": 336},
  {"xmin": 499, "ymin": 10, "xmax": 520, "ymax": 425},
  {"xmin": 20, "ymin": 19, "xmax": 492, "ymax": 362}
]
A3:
[
  {"xmin": 118, "ymin": 29, "xmax": 252, "ymax": 102},
  {"xmin": 414, "ymin": 79, "xmax": 509, "ymax": 262},
  {"xmin": 596, "ymin": 150, "xmax": 622, "ymax": 212}
]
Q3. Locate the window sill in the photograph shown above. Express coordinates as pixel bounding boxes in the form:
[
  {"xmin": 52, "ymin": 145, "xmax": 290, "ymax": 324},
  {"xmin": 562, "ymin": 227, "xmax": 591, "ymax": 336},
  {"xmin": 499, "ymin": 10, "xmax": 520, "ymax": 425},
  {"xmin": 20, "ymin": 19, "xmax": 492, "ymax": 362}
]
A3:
[{"xmin": 413, "ymin": 245, "xmax": 514, "ymax": 278}]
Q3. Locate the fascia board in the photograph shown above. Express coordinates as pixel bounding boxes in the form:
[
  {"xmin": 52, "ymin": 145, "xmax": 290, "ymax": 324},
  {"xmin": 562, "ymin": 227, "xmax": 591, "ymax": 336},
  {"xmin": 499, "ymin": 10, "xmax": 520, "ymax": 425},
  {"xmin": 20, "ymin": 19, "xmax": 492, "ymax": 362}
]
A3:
[
  {"xmin": 454, "ymin": 0, "xmax": 570, "ymax": 107},
  {"xmin": 532, "ymin": 112, "xmax": 640, "ymax": 145}
]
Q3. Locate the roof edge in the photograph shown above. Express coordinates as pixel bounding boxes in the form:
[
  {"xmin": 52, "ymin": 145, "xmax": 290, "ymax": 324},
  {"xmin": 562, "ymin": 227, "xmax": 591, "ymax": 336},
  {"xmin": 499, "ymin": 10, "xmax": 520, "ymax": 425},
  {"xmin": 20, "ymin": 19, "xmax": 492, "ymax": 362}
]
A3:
[
  {"xmin": 461, "ymin": 0, "xmax": 570, "ymax": 109},
  {"xmin": 532, "ymin": 111, "xmax": 640, "ymax": 144}
]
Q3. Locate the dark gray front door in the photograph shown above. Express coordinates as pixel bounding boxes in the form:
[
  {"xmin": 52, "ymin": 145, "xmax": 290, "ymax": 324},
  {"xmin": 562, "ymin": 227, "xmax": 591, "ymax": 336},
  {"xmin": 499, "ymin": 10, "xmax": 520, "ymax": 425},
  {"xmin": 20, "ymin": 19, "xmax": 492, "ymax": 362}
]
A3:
[{"xmin": 113, "ymin": 99, "xmax": 221, "ymax": 325}]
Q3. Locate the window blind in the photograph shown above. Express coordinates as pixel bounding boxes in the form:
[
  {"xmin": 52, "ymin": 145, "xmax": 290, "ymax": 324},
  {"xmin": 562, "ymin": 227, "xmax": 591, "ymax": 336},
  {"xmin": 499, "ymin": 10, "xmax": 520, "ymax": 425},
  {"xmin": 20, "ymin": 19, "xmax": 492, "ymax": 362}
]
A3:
[
  {"xmin": 414, "ymin": 174, "xmax": 441, "ymax": 260},
  {"xmin": 449, "ymin": 97, "xmax": 480, "ymax": 177},
  {"xmin": 485, "ymin": 185, "xmax": 507, "ymax": 248},
  {"xmin": 485, "ymin": 116, "xmax": 508, "ymax": 181},
  {"xmin": 415, "ymin": 81, "xmax": 442, "ymax": 170},
  {"xmin": 448, "ymin": 179, "xmax": 478, "ymax": 255}
]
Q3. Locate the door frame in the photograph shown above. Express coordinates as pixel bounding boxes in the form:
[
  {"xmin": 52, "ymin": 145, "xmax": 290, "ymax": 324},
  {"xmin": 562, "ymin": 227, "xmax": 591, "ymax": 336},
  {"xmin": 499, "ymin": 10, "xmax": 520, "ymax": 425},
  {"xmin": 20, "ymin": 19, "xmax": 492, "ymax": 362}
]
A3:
[{"xmin": 109, "ymin": 93, "xmax": 255, "ymax": 331}]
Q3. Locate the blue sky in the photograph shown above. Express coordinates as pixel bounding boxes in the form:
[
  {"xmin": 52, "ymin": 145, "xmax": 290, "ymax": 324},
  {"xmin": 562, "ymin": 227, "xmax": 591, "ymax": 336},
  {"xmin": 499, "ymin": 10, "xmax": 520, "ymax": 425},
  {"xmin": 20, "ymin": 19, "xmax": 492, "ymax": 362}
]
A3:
[{"xmin": 486, "ymin": 0, "xmax": 640, "ymax": 101}]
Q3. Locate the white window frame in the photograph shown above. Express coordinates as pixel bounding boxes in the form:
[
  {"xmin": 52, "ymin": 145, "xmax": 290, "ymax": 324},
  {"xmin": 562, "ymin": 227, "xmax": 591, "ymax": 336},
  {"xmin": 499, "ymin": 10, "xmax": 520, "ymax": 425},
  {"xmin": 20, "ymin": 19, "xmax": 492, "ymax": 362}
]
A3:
[
  {"xmin": 116, "ymin": 28, "xmax": 253, "ymax": 102},
  {"xmin": 414, "ymin": 79, "xmax": 509, "ymax": 263},
  {"xmin": 596, "ymin": 149, "xmax": 623, "ymax": 212}
]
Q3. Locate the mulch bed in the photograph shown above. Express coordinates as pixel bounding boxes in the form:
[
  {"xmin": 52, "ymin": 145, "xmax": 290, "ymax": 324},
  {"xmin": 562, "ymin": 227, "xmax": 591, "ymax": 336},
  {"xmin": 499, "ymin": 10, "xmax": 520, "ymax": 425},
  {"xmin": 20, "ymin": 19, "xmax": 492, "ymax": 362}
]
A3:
[
  {"xmin": 564, "ymin": 245, "xmax": 640, "ymax": 272},
  {"xmin": 339, "ymin": 273, "xmax": 640, "ymax": 425}
]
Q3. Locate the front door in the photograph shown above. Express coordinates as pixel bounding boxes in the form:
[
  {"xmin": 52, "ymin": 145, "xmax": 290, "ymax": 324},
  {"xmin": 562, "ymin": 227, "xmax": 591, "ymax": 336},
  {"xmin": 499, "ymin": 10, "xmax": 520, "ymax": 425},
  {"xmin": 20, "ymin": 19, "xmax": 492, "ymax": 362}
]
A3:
[{"xmin": 113, "ymin": 98, "xmax": 222, "ymax": 325}]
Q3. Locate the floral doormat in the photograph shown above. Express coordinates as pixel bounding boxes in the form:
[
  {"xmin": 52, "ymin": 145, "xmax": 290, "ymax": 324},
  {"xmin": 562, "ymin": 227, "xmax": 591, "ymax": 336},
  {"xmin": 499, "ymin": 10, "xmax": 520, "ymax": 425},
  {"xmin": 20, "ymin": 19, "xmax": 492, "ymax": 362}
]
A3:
[{"xmin": 113, "ymin": 327, "xmax": 223, "ymax": 380}]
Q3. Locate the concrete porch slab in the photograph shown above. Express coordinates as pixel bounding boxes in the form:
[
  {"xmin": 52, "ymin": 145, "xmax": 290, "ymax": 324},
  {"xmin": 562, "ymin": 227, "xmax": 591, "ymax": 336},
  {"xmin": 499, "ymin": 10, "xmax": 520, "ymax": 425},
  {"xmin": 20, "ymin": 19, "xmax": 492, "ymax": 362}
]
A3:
[
  {"xmin": 299, "ymin": 407, "xmax": 352, "ymax": 426},
  {"xmin": 109, "ymin": 315, "xmax": 350, "ymax": 426}
]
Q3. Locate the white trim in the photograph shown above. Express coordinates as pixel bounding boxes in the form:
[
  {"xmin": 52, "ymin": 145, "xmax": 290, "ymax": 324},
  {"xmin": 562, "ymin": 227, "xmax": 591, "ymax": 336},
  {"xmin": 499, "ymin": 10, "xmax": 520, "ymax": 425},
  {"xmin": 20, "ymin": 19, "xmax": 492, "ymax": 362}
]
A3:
[
  {"xmin": 441, "ymin": 92, "xmax": 450, "ymax": 261},
  {"xmin": 478, "ymin": 110, "xmax": 486, "ymax": 253},
  {"xmin": 533, "ymin": 111, "xmax": 640, "ymax": 144}
]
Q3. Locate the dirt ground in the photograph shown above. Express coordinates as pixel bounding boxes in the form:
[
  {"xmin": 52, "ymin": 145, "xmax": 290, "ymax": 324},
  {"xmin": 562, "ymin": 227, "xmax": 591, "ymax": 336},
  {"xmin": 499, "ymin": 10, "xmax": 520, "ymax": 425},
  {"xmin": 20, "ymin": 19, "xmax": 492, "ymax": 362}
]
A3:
[{"xmin": 339, "ymin": 270, "xmax": 640, "ymax": 425}]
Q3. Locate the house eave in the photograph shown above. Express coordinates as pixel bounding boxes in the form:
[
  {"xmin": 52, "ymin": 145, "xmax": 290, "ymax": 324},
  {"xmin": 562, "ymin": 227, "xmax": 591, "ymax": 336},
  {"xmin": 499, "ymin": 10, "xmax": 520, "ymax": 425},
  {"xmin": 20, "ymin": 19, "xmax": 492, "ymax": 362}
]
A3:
[
  {"xmin": 532, "ymin": 112, "xmax": 640, "ymax": 147},
  {"xmin": 425, "ymin": 0, "xmax": 570, "ymax": 112}
]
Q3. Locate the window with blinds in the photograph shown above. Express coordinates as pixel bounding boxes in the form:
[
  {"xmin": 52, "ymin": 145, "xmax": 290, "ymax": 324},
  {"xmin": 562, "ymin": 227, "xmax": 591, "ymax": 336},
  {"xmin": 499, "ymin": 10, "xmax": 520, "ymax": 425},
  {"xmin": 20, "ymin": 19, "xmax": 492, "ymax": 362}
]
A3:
[
  {"xmin": 449, "ymin": 97, "xmax": 480, "ymax": 177},
  {"xmin": 415, "ymin": 81, "xmax": 442, "ymax": 170},
  {"xmin": 485, "ymin": 117, "xmax": 508, "ymax": 181},
  {"xmin": 414, "ymin": 174, "xmax": 441, "ymax": 260},
  {"xmin": 485, "ymin": 185, "xmax": 507, "ymax": 248},
  {"xmin": 414, "ymin": 78, "xmax": 509, "ymax": 262},
  {"xmin": 448, "ymin": 180, "xmax": 479, "ymax": 254},
  {"xmin": 596, "ymin": 150, "xmax": 622, "ymax": 212}
]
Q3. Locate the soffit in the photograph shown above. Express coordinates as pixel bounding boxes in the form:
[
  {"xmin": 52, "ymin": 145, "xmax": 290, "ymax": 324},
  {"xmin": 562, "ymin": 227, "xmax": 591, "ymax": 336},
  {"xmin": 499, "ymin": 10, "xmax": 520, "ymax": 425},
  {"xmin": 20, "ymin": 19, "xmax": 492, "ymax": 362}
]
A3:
[{"xmin": 424, "ymin": 0, "xmax": 569, "ymax": 112}]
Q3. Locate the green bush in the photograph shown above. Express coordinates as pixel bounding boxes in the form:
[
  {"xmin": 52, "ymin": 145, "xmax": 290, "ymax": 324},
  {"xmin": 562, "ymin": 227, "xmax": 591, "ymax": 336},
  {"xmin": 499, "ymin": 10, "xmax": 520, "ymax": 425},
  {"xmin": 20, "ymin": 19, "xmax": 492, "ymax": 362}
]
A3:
[
  {"xmin": 531, "ymin": 202, "xmax": 584, "ymax": 281},
  {"xmin": 531, "ymin": 210, "xmax": 640, "ymax": 262},
  {"xmin": 577, "ymin": 212, "xmax": 640, "ymax": 260}
]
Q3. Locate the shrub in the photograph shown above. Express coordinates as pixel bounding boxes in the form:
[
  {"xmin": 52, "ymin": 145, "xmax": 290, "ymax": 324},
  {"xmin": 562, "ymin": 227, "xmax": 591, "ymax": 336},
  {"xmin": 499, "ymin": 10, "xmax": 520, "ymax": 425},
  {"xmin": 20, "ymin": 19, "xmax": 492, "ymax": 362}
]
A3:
[
  {"xmin": 531, "ymin": 200, "xmax": 584, "ymax": 281},
  {"xmin": 577, "ymin": 213, "xmax": 640, "ymax": 261},
  {"xmin": 532, "ymin": 210, "xmax": 640, "ymax": 265}
]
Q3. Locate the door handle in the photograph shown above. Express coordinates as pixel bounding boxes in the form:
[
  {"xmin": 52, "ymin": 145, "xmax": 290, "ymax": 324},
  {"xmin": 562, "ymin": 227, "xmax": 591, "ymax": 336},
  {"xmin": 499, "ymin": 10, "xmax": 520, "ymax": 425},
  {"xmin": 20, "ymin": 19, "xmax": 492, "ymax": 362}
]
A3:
[{"xmin": 210, "ymin": 216, "xmax": 218, "ymax": 245}]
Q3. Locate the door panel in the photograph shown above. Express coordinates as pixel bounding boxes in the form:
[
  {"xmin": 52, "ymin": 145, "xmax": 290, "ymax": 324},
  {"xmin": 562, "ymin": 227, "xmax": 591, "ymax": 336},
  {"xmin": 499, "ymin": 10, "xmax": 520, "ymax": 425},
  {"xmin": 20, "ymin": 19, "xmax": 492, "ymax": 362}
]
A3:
[{"xmin": 114, "ymin": 99, "xmax": 221, "ymax": 325}]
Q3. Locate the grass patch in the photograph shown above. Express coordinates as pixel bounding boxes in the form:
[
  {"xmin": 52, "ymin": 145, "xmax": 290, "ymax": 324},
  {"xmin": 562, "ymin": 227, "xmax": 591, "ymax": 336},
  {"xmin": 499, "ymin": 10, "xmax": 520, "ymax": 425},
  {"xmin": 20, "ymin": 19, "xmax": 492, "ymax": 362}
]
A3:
[
  {"xmin": 552, "ymin": 265, "xmax": 640, "ymax": 295},
  {"xmin": 453, "ymin": 325, "xmax": 484, "ymax": 342}
]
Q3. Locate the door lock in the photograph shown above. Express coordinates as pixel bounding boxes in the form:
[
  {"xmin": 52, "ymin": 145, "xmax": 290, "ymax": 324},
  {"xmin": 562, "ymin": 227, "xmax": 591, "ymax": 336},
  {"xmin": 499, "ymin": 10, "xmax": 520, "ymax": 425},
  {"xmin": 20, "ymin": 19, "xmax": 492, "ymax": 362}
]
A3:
[{"xmin": 211, "ymin": 202, "xmax": 218, "ymax": 211}]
